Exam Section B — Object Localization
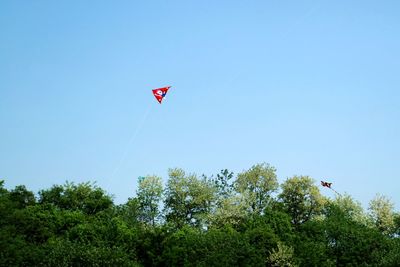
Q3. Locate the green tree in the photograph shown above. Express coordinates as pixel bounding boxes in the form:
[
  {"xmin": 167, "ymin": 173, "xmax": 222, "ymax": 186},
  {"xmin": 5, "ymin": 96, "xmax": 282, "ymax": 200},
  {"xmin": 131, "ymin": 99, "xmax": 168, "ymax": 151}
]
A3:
[
  {"xmin": 323, "ymin": 203, "xmax": 389, "ymax": 266},
  {"xmin": 0, "ymin": 180, "xmax": 12, "ymax": 225},
  {"xmin": 268, "ymin": 241, "xmax": 298, "ymax": 267},
  {"xmin": 137, "ymin": 175, "xmax": 163, "ymax": 226},
  {"xmin": 394, "ymin": 212, "xmax": 400, "ymax": 236},
  {"xmin": 279, "ymin": 176, "xmax": 325, "ymax": 226},
  {"xmin": 379, "ymin": 238, "xmax": 400, "ymax": 266},
  {"xmin": 39, "ymin": 181, "xmax": 113, "ymax": 215},
  {"xmin": 164, "ymin": 168, "xmax": 216, "ymax": 228},
  {"xmin": 243, "ymin": 218, "xmax": 280, "ymax": 263},
  {"xmin": 235, "ymin": 163, "xmax": 279, "ymax": 214},
  {"xmin": 368, "ymin": 194, "xmax": 396, "ymax": 235},
  {"xmin": 117, "ymin": 197, "xmax": 141, "ymax": 227},
  {"xmin": 9, "ymin": 185, "xmax": 36, "ymax": 209},
  {"xmin": 211, "ymin": 169, "xmax": 234, "ymax": 199},
  {"xmin": 330, "ymin": 193, "xmax": 368, "ymax": 225},
  {"xmin": 209, "ymin": 194, "xmax": 248, "ymax": 227},
  {"xmin": 207, "ymin": 169, "xmax": 248, "ymax": 228},
  {"xmin": 161, "ymin": 225, "xmax": 263, "ymax": 266},
  {"xmin": 41, "ymin": 238, "xmax": 140, "ymax": 267},
  {"xmin": 294, "ymin": 220, "xmax": 334, "ymax": 266}
]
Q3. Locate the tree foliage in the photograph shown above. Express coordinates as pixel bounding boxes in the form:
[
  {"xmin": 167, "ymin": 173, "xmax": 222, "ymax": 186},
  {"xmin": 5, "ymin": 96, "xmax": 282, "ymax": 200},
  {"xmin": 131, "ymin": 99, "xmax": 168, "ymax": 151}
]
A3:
[
  {"xmin": 137, "ymin": 175, "xmax": 163, "ymax": 226},
  {"xmin": 39, "ymin": 181, "xmax": 113, "ymax": 215},
  {"xmin": 236, "ymin": 163, "xmax": 279, "ymax": 214},
  {"xmin": 164, "ymin": 168, "xmax": 216, "ymax": 228},
  {"xmin": 0, "ymin": 164, "xmax": 399, "ymax": 266},
  {"xmin": 279, "ymin": 175, "xmax": 326, "ymax": 226},
  {"xmin": 369, "ymin": 194, "xmax": 396, "ymax": 235}
]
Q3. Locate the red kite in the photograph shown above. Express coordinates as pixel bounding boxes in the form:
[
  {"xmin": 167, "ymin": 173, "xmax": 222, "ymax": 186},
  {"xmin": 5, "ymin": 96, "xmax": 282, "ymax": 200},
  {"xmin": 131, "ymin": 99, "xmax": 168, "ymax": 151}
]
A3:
[
  {"xmin": 152, "ymin": 86, "xmax": 171, "ymax": 104},
  {"xmin": 321, "ymin": 180, "xmax": 340, "ymax": 195},
  {"xmin": 321, "ymin": 181, "xmax": 332, "ymax": 188}
]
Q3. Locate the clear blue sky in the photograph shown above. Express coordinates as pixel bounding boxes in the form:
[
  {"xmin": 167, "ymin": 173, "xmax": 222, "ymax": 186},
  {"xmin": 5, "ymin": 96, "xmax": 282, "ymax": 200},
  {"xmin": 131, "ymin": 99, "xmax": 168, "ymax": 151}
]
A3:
[{"xmin": 1, "ymin": 1, "xmax": 399, "ymax": 208}]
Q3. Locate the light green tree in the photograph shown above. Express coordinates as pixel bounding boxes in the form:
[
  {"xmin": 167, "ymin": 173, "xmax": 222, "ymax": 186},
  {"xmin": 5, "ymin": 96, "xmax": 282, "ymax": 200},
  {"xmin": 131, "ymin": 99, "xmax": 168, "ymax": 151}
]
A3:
[
  {"xmin": 164, "ymin": 168, "xmax": 216, "ymax": 228},
  {"xmin": 330, "ymin": 193, "xmax": 368, "ymax": 225},
  {"xmin": 279, "ymin": 176, "xmax": 325, "ymax": 226},
  {"xmin": 368, "ymin": 194, "xmax": 396, "ymax": 235},
  {"xmin": 268, "ymin": 242, "xmax": 298, "ymax": 267},
  {"xmin": 209, "ymin": 194, "xmax": 248, "ymax": 227},
  {"xmin": 206, "ymin": 169, "xmax": 248, "ymax": 227},
  {"xmin": 137, "ymin": 175, "xmax": 163, "ymax": 226},
  {"xmin": 235, "ymin": 163, "xmax": 279, "ymax": 214}
]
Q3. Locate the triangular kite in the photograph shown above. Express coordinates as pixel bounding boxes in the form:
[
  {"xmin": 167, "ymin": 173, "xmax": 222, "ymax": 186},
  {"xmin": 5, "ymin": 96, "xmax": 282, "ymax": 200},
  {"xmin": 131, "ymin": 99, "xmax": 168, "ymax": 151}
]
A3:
[{"xmin": 152, "ymin": 86, "xmax": 171, "ymax": 104}]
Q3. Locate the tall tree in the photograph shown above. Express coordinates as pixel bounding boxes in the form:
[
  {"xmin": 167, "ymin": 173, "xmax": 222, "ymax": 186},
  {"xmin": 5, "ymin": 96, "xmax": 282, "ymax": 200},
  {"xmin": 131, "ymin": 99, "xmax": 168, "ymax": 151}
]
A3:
[
  {"xmin": 330, "ymin": 193, "xmax": 367, "ymax": 225},
  {"xmin": 209, "ymin": 194, "xmax": 248, "ymax": 227},
  {"xmin": 323, "ymin": 202, "xmax": 389, "ymax": 266},
  {"xmin": 279, "ymin": 176, "xmax": 325, "ymax": 226},
  {"xmin": 9, "ymin": 185, "xmax": 36, "ymax": 209},
  {"xmin": 117, "ymin": 197, "xmax": 141, "ymax": 227},
  {"xmin": 235, "ymin": 163, "xmax": 279, "ymax": 214},
  {"xmin": 38, "ymin": 182, "xmax": 113, "ymax": 215},
  {"xmin": 368, "ymin": 194, "xmax": 396, "ymax": 235},
  {"xmin": 212, "ymin": 169, "xmax": 234, "ymax": 199},
  {"xmin": 164, "ymin": 168, "xmax": 216, "ymax": 228},
  {"xmin": 137, "ymin": 175, "xmax": 163, "ymax": 226},
  {"xmin": 207, "ymin": 169, "xmax": 248, "ymax": 227}
]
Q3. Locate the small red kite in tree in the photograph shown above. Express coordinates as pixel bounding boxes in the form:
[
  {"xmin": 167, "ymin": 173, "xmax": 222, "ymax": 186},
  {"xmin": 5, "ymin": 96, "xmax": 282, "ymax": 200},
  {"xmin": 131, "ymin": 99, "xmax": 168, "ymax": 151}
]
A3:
[{"xmin": 152, "ymin": 86, "xmax": 171, "ymax": 104}]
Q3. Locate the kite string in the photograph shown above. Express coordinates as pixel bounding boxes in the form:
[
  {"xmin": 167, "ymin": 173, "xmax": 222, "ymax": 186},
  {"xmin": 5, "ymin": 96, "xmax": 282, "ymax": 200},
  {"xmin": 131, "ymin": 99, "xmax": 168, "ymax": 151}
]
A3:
[
  {"xmin": 110, "ymin": 104, "xmax": 152, "ymax": 179},
  {"xmin": 331, "ymin": 188, "xmax": 341, "ymax": 196}
]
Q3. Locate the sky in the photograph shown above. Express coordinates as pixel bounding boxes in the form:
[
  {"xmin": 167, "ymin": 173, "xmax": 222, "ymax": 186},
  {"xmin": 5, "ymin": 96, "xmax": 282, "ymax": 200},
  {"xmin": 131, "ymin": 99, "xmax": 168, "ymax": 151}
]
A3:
[{"xmin": 1, "ymin": 1, "xmax": 399, "ymax": 208}]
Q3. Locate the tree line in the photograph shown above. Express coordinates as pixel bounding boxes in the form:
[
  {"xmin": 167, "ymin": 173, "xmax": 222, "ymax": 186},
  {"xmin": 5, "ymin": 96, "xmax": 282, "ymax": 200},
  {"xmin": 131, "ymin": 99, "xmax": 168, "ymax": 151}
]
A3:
[{"xmin": 1, "ymin": 163, "xmax": 400, "ymax": 266}]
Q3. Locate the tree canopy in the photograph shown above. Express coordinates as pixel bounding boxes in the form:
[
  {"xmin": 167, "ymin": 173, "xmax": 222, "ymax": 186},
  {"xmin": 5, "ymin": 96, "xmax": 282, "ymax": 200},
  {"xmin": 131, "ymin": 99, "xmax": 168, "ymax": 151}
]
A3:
[{"xmin": 1, "ymin": 163, "xmax": 399, "ymax": 266}]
